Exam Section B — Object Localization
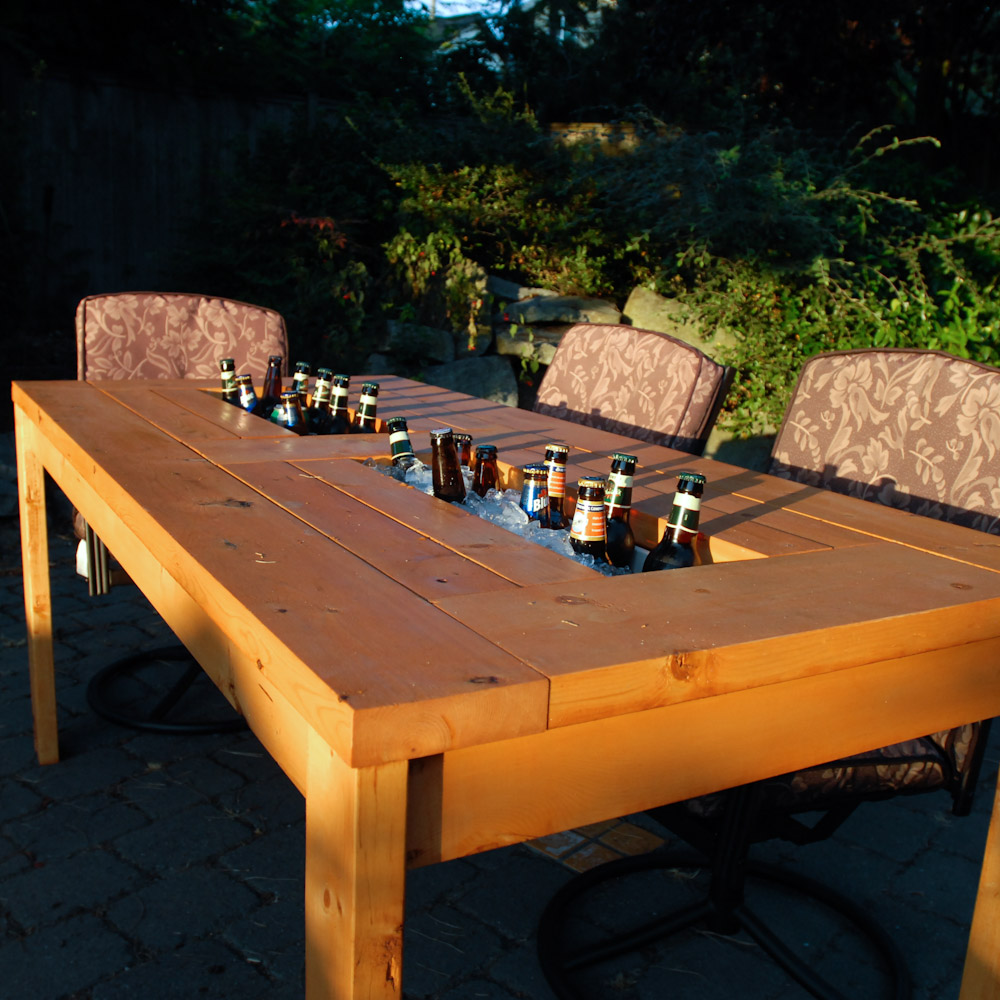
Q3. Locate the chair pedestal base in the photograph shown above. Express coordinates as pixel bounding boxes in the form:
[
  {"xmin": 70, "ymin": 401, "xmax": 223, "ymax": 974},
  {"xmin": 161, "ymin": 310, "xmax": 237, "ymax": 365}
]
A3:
[
  {"xmin": 86, "ymin": 645, "xmax": 247, "ymax": 735},
  {"xmin": 537, "ymin": 852, "xmax": 911, "ymax": 1000}
]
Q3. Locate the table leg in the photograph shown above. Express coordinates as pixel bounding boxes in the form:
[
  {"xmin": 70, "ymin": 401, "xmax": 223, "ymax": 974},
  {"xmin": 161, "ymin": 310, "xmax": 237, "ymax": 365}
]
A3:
[
  {"xmin": 15, "ymin": 406, "xmax": 58, "ymax": 765},
  {"xmin": 960, "ymin": 765, "xmax": 1000, "ymax": 1000},
  {"xmin": 305, "ymin": 728, "xmax": 408, "ymax": 999}
]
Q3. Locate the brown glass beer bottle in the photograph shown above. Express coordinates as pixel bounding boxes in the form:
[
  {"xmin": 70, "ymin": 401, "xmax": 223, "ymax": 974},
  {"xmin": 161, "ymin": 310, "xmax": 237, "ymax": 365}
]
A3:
[
  {"xmin": 544, "ymin": 443, "xmax": 570, "ymax": 528},
  {"xmin": 569, "ymin": 477, "xmax": 608, "ymax": 561},
  {"xmin": 429, "ymin": 428, "xmax": 466, "ymax": 503}
]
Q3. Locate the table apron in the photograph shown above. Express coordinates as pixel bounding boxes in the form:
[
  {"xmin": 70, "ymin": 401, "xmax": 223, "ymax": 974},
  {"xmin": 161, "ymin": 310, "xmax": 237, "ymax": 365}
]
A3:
[{"xmin": 407, "ymin": 633, "xmax": 1000, "ymax": 866}]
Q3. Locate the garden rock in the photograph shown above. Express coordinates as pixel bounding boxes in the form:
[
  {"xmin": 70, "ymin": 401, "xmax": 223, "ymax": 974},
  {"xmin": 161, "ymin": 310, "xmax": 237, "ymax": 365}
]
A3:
[
  {"xmin": 622, "ymin": 286, "xmax": 738, "ymax": 358},
  {"xmin": 420, "ymin": 356, "xmax": 518, "ymax": 407},
  {"xmin": 494, "ymin": 323, "xmax": 570, "ymax": 367},
  {"xmin": 485, "ymin": 275, "xmax": 560, "ymax": 305},
  {"xmin": 500, "ymin": 295, "xmax": 620, "ymax": 326},
  {"xmin": 385, "ymin": 320, "xmax": 456, "ymax": 364}
]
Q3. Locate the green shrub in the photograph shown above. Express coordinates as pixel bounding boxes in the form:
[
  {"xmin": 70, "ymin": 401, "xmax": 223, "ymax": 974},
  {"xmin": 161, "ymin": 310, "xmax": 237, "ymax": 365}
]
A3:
[{"xmin": 171, "ymin": 97, "xmax": 1000, "ymax": 434}]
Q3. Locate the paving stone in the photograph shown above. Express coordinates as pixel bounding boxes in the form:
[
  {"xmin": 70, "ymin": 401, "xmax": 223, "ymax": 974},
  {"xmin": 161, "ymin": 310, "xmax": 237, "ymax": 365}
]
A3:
[
  {"xmin": 17, "ymin": 745, "xmax": 146, "ymax": 800},
  {"xmin": 0, "ymin": 731, "xmax": 40, "ymax": 777},
  {"xmin": 112, "ymin": 801, "xmax": 256, "ymax": 873},
  {"xmin": 490, "ymin": 940, "xmax": 559, "ymax": 999},
  {"xmin": 436, "ymin": 977, "xmax": 522, "ymax": 999},
  {"xmin": 454, "ymin": 847, "xmax": 571, "ymax": 942},
  {"xmin": 222, "ymin": 880, "xmax": 304, "ymax": 962},
  {"xmin": 0, "ymin": 777, "xmax": 42, "ymax": 824},
  {"xmin": 890, "ymin": 846, "xmax": 984, "ymax": 923},
  {"xmin": 0, "ymin": 911, "xmax": 132, "ymax": 999},
  {"xmin": 403, "ymin": 904, "xmax": 505, "ymax": 999},
  {"xmin": 117, "ymin": 766, "xmax": 214, "ymax": 818},
  {"xmin": 220, "ymin": 820, "xmax": 304, "ymax": 892},
  {"xmin": 216, "ymin": 769, "xmax": 304, "ymax": 832},
  {"xmin": 1, "ymin": 846, "xmax": 142, "ymax": 929},
  {"xmin": 106, "ymin": 867, "xmax": 260, "ymax": 951},
  {"xmin": 3, "ymin": 794, "xmax": 148, "ymax": 860},
  {"xmin": 90, "ymin": 936, "xmax": 270, "ymax": 1000}
]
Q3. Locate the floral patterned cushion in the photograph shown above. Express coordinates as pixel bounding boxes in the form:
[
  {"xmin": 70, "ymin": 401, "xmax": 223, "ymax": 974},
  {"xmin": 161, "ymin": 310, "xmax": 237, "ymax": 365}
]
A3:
[
  {"xmin": 532, "ymin": 323, "xmax": 730, "ymax": 453},
  {"xmin": 76, "ymin": 292, "xmax": 288, "ymax": 382},
  {"xmin": 754, "ymin": 349, "xmax": 999, "ymax": 811},
  {"xmin": 769, "ymin": 348, "xmax": 1000, "ymax": 535}
]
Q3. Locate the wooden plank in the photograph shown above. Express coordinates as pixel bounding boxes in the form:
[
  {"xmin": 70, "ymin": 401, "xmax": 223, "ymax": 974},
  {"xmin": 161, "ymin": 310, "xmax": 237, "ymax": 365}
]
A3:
[
  {"xmin": 305, "ymin": 733, "xmax": 407, "ymax": 999},
  {"xmin": 961, "ymin": 768, "xmax": 1000, "ymax": 1000},
  {"xmin": 13, "ymin": 404, "xmax": 59, "ymax": 765},
  {"xmin": 408, "ymin": 633, "xmax": 1000, "ymax": 865},
  {"xmin": 227, "ymin": 460, "xmax": 521, "ymax": 601},
  {"xmin": 97, "ymin": 382, "xmax": 257, "ymax": 441},
  {"xmin": 768, "ymin": 489, "xmax": 1000, "ymax": 572},
  {"xmin": 435, "ymin": 544, "xmax": 1000, "ymax": 728},
  {"xmin": 13, "ymin": 381, "xmax": 551, "ymax": 767},
  {"xmin": 196, "ymin": 433, "xmax": 396, "ymax": 466},
  {"xmin": 286, "ymin": 458, "xmax": 601, "ymax": 587}
]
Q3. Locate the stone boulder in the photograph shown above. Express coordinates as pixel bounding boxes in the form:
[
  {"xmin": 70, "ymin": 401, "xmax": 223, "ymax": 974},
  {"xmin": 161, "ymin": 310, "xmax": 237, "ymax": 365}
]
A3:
[
  {"xmin": 485, "ymin": 275, "xmax": 560, "ymax": 304},
  {"xmin": 622, "ymin": 286, "xmax": 738, "ymax": 358},
  {"xmin": 419, "ymin": 356, "xmax": 519, "ymax": 408},
  {"xmin": 385, "ymin": 320, "xmax": 456, "ymax": 364},
  {"xmin": 494, "ymin": 323, "xmax": 571, "ymax": 367},
  {"xmin": 500, "ymin": 295, "xmax": 621, "ymax": 326}
]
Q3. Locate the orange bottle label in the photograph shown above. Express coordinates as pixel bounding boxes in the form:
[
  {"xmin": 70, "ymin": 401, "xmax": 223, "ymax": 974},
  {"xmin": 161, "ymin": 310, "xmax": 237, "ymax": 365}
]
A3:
[{"xmin": 570, "ymin": 499, "xmax": 607, "ymax": 542}]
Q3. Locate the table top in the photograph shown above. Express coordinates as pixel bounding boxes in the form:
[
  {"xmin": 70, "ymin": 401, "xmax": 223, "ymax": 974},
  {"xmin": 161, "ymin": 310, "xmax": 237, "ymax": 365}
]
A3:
[{"xmin": 14, "ymin": 375, "xmax": 1000, "ymax": 771}]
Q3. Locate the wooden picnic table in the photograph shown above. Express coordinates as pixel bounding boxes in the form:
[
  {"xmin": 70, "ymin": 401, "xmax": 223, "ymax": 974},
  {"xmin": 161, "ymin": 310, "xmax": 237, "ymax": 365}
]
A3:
[{"xmin": 13, "ymin": 375, "xmax": 1000, "ymax": 999}]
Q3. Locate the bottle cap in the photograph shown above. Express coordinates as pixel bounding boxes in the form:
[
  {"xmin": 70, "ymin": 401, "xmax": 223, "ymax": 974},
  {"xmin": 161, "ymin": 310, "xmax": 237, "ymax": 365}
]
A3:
[
  {"xmin": 476, "ymin": 444, "xmax": 497, "ymax": 456},
  {"xmin": 545, "ymin": 443, "xmax": 569, "ymax": 455},
  {"xmin": 430, "ymin": 427, "xmax": 454, "ymax": 440},
  {"xmin": 577, "ymin": 476, "xmax": 605, "ymax": 490}
]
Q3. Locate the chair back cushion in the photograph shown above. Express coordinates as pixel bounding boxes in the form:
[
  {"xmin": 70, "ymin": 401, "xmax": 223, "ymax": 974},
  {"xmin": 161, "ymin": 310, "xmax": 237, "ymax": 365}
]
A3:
[
  {"xmin": 770, "ymin": 348, "xmax": 1000, "ymax": 535},
  {"xmin": 532, "ymin": 323, "xmax": 729, "ymax": 453},
  {"xmin": 77, "ymin": 292, "xmax": 289, "ymax": 381}
]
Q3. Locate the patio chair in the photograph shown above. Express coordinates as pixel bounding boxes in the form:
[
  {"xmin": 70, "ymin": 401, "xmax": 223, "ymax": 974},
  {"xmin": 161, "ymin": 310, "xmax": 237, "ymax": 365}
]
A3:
[
  {"xmin": 76, "ymin": 291, "xmax": 288, "ymax": 733},
  {"xmin": 532, "ymin": 323, "xmax": 735, "ymax": 455},
  {"xmin": 538, "ymin": 348, "xmax": 1000, "ymax": 1000}
]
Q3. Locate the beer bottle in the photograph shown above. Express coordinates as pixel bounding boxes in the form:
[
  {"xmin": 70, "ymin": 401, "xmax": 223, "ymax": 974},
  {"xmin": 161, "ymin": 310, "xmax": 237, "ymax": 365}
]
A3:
[
  {"xmin": 605, "ymin": 452, "xmax": 637, "ymax": 568},
  {"xmin": 291, "ymin": 361, "xmax": 311, "ymax": 405},
  {"xmin": 642, "ymin": 472, "xmax": 706, "ymax": 573},
  {"xmin": 307, "ymin": 368, "xmax": 334, "ymax": 434},
  {"xmin": 219, "ymin": 358, "xmax": 239, "ymax": 405},
  {"xmin": 351, "ymin": 381, "xmax": 379, "ymax": 433},
  {"xmin": 386, "ymin": 416, "xmax": 417, "ymax": 470},
  {"xmin": 260, "ymin": 355, "xmax": 284, "ymax": 416},
  {"xmin": 329, "ymin": 374, "xmax": 351, "ymax": 435},
  {"xmin": 569, "ymin": 477, "xmax": 608, "ymax": 561},
  {"xmin": 270, "ymin": 389, "xmax": 307, "ymax": 435},
  {"xmin": 519, "ymin": 463, "xmax": 551, "ymax": 527},
  {"xmin": 235, "ymin": 373, "xmax": 260, "ymax": 415},
  {"xmin": 454, "ymin": 433, "xmax": 473, "ymax": 468},
  {"xmin": 472, "ymin": 445, "xmax": 499, "ymax": 497},
  {"xmin": 544, "ymin": 443, "xmax": 570, "ymax": 528},
  {"xmin": 429, "ymin": 428, "xmax": 466, "ymax": 503}
]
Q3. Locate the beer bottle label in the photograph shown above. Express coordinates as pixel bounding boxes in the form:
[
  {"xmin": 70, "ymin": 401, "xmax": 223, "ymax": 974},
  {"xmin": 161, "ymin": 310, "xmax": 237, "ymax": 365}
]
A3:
[
  {"xmin": 667, "ymin": 492, "xmax": 701, "ymax": 532},
  {"xmin": 546, "ymin": 462, "xmax": 566, "ymax": 498},
  {"xmin": 570, "ymin": 499, "xmax": 607, "ymax": 542},
  {"xmin": 606, "ymin": 470, "xmax": 633, "ymax": 507},
  {"xmin": 389, "ymin": 430, "xmax": 410, "ymax": 447},
  {"xmin": 359, "ymin": 391, "xmax": 377, "ymax": 409},
  {"xmin": 331, "ymin": 384, "xmax": 349, "ymax": 402},
  {"xmin": 520, "ymin": 480, "xmax": 549, "ymax": 518}
]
